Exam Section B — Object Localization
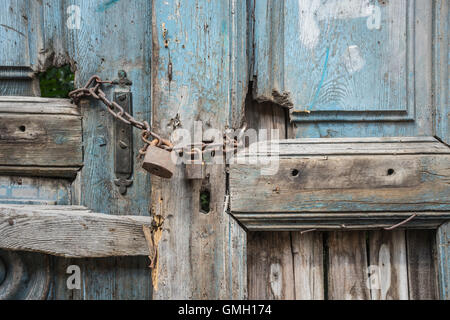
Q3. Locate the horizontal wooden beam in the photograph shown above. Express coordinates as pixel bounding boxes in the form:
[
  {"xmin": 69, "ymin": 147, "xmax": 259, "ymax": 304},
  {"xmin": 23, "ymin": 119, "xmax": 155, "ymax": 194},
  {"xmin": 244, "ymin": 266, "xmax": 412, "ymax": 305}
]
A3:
[
  {"xmin": 233, "ymin": 212, "xmax": 450, "ymax": 231},
  {"xmin": 0, "ymin": 97, "xmax": 82, "ymax": 178},
  {"xmin": 230, "ymin": 137, "xmax": 450, "ymax": 230},
  {"xmin": 0, "ymin": 205, "xmax": 152, "ymax": 258}
]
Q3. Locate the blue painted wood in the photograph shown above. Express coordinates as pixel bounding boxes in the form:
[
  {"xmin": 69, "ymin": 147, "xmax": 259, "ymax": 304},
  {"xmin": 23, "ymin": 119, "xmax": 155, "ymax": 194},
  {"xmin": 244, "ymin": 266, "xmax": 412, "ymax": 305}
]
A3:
[
  {"xmin": 437, "ymin": 222, "xmax": 450, "ymax": 300},
  {"xmin": 150, "ymin": 0, "xmax": 247, "ymax": 299},
  {"xmin": 43, "ymin": 0, "xmax": 153, "ymax": 300},
  {"xmin": 0, "ymin": 176, "xmax": 71, "ymax": 300},
  {"xmin": 248, "ymin": 0, "xmax": 446, "ymax": 300},
  {"xmin": 253, "ymin": 0, "xmax": 436, "ymax": 139},
  {"xmin": 434, "ymin": 0, "xmax": 449, "ymax": 144},
  {"xmin": 0, "ymin": 0, "xmax": 40, "ymax": 96}
]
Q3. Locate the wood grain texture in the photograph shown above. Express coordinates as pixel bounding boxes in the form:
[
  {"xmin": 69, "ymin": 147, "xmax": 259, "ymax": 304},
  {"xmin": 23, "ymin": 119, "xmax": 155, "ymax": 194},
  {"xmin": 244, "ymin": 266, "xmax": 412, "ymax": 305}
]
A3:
[
  {"xmin": 291, "ymin": 232, "xmax": 324, "ymax": 300},
  {"xmin": 0, "ymin": 176, "xmax": 72, "ymax": 300},
  {"xmin": 0, "ymin": 205, "xmax": 152, "ymax": 258},
  {"xmin": 437, "ymin": 222, "xmax": 450, "ymax": 300},
  {"xmin": 0, "ymin": 97, "xmax": 82, "ymax": 168},
  {"xmin": 406, "ymin": 230, "xmax": 438, "ymax": 300},
  {"xmin": 150, "ymin": 0, "xmax": 247, "ymax": 299},
  {"xmin": 0, "ymin": 1, "xmax": 41, "ymax": 96},
  {"xmin": 40, "ymin": 0, "xmax": 154, "ymax": 300},
  {"xmin": 327, "ymin": 231, "xmax": 370, "ymax": 300},
  {"xmin": 245, "ymin": 96, "xmax": 324, "ymax": 300},
  {"xmin": 368, "ymin": 230, "xmax": 408, "ymax": 300},
  {"xmin": 434, "ymin": 0, "xmax": 449, "ymax": 144},
  {"xmin": 234, "ymin": 212, "xmax": 450, "ymax": 231},
  {"xmin": 248, "ymin": 232, "xmax": 295, "ymax": 299},
  {"xmin": 230, "ymin": 154, "xmax": 450, "ymax": 214},
  {"xmin": 253, "ymin": 0, "xmax": 436, "ymax": 142}
]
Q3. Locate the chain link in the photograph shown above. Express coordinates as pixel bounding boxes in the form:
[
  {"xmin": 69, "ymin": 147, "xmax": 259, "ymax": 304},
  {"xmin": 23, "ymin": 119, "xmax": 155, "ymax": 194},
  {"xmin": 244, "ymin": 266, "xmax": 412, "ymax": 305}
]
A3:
[
  {"xmin": 69, "ymin": 75, "xmax": 172, "ymax": 156},
  {"xmin": 69, "ymin": 75, "xmax": 245, "ymax": 158}
]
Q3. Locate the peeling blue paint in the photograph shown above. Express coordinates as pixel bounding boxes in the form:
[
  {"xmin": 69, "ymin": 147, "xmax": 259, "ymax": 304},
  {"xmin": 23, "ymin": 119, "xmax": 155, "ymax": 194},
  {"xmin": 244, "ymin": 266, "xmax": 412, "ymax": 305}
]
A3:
[
  {"xmin": 97, "ymin": 0, "xmax": 120, "ymax": 12},
  {"xmin": 308, "ymin": 47, "xmax": 329, "ymax": 111}
]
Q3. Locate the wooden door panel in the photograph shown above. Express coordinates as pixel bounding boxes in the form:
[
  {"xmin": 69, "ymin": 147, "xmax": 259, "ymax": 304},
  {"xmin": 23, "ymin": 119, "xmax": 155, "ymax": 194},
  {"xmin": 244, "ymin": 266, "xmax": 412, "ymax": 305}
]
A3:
[
  {"xmin": 0, "ymin": 0, "xmax": 41, "ymax": 96},
  {"xmin": 252, "ymin": 0, "xmax": 446, "ymax": 141}
]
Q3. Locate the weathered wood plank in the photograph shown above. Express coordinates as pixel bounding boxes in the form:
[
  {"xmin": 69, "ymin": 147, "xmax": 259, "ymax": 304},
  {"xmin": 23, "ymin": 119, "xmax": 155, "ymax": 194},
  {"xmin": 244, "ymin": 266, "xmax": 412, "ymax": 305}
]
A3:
[
  {"xmin": 230, "ymin": 154, "xmax": 450, "ymax": 213},
  {"xmin": 236, "ymin": 138, "xmax": 450, "ymax": 156},
  {"xmin": 434, "ymin": 0, "xmax": 449, "ymax": 144},
  {"xmin": 150, "ymin": 0, "xmax": 247, "ymax": 299},
  {"xmin": 437, "ymin": 222, "xmax": 450, "ymax": 300},
  {"xmin": 0, "ymin": 204, "xmax": 152, "ymax": 258},
  {"xmin": 327, "ymin": 231, "xmax": 370, "ymax": 300},
  {"xmin": 248, "ymin": 232, "xmax": 295, "ymax": 299},
  {"xmin": 0, "ymin": 97, "xmax": 82, "ymax": 169},
  {"xmin": 39, "ymin": 0, "xmax": 155, "ymax": 299},
  {"xmin": 0, "ymin": 166, "xmax": 80, "ymax": 179},
  {"xmin": 245, "ymin": 96, "xmax": 324, "ymax": 300},
  {"xmin": 0, "ymin": 97, "xmax": 80, "ymax": 115},
  {"xmin": 368, "ymin": 230, "xmax": 408, "ymax": 300},
  {"xmin": 406, "ymin": 230, "xmax": 438, "ymax": 300},
  {"xmin": 291, "ymin": 232, "xmax": 324, "ymax": 300},
  {"xmin": 233, "ymin": 212, "xmax": 450, "ymax": 231}
]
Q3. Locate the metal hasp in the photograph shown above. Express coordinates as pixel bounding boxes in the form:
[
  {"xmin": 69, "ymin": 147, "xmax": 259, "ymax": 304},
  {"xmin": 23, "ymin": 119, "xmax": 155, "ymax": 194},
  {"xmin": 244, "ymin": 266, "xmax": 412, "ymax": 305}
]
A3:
[
  {"xmin": 113, "ymin": 71, "xmax": 133, "ymax": 195},
  {"xmin": 185, "ymin": 148, "xmax": 206, "ymax": 179}
]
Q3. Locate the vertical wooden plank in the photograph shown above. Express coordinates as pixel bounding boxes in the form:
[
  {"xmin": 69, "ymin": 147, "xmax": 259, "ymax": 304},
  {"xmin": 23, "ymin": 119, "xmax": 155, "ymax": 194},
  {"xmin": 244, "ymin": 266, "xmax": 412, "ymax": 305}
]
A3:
[
  {"xmin": 328, "ymin": 231, "xmax": 370, "ymax": 300},
  {"xmin": 407, "ymin": 230, "xmax": 438, "ymax": 300},
  {"xmin": 437, "ymin": 222, "xmax": 450, "ymax": 300},
  {"xmin": 248, "ymin": 232, "xmax": 295, "ymax": 299},
  {"xmin": 245, "ymin": 95, "xmax": 325, "ymax": 299},
  {"xmin": 434, "ymin": 0, "xmax": 449, "ymax": 144},
  {"xmin": 245, "ymin": 98, "xmax": 295, "ymax": 300},
  {"xmin": 151, "ymin": 0, "xmax": 247, "ymax": 299},
  {"xmin": 291, "ymin": 232, "xmax": 324, "ymax": 300},
  {"xmin": 368, "ymin": 230, "xmax": 409, "ymax": 300},
  {"xmin": 41, "ymin": 0, "xmax": 154, "ymax": 299}
]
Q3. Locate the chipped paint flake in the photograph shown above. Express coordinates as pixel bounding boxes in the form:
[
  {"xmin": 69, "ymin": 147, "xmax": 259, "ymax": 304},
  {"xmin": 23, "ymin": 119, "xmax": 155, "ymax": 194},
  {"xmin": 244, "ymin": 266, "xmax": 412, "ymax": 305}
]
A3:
[
  {"xmin": 342, "ymin": 45, "xmax": 366, "ymax": 74},
  {"xmin": 298, "ymin": 0, "xmax": 382, "ymax": 49}
]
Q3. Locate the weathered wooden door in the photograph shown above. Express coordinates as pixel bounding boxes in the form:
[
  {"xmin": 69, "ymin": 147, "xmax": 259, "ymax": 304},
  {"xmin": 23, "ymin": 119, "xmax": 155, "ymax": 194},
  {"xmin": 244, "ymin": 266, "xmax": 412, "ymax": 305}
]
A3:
[
  {"xmin": 0, "ymin": 0, "xmax": 248, "ymax": 300},
  {"xmin": 230, "ymin": 0, "xmax": 450, "ymax": 300},
  {"xmin": 1, "ymin": 0, "xmax": 448, "ymax": 301},
  {"xmin": 0, "ymin": 0, "xmax": 155, "ymax": 299}
]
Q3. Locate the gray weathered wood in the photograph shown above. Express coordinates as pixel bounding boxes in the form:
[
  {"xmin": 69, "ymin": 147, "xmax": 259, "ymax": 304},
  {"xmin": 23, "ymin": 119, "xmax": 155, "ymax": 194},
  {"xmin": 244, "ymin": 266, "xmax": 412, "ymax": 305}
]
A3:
[
  {"xmin": 437, "ymin": 222, "xmax": 450, "ymax": 300},
  {"xmin": 0, "ymin": 97, "xmax": 82, "ymax": 171},
  {"xmin": 39, "ymin": 0, "xmax": 154, "ymax": 299},
  {"xmin": 434, "ymin": 0, "xmax": 449, "ymax": 144},
  {"xmin": 233, "ymin": 212, "xmax": 450, "ymax": 231},
  {"xmin": 230, "ymin": 153, "xmax": 450, "ymax": 214},
  {"xmin": 291, "ymin": 232, "xmax": 324, "ymax": 300},
  {"xmin": 0, "ymin": 205, "xmax": 152, "ymax": 258},
  {"xmin": 406, "ymin": 230, "xmax": 438, "ymax": 300},
  {"xmin": 328, "ymin": 231, "xmax": 370, "ymax": 300},
  {"xmin": 248, "ymin": 232, "xmax": 295, "ymax": 299},
  {"xmin": 368, "ymin": 230, "xmax": 408, "ymax": 300},
  {"xmin": 150, "ymin": 0, "xmax": 247, "ymax": 299},
  {"xmin": 245, "ymin": 97, "xmax": 324, "ymax": 300}
]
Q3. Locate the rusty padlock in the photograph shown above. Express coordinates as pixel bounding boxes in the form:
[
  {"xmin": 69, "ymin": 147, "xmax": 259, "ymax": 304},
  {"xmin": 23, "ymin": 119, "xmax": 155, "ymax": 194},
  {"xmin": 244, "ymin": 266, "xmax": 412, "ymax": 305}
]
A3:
[
  {"xmin": 185, "ymin": 148, "xmax": 206, "ymax": 179},
  {"xmin": 142, "ymin": 138, "xmax": 175, "ymax": 179}
]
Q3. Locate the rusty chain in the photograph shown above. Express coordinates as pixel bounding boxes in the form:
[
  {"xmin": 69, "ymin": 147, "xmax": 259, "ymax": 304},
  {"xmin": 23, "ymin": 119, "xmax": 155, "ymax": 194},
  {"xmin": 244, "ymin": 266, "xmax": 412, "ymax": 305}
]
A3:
[{"xmin": 69, "ymin": 75, "xmax": 244, "ymax": 157}]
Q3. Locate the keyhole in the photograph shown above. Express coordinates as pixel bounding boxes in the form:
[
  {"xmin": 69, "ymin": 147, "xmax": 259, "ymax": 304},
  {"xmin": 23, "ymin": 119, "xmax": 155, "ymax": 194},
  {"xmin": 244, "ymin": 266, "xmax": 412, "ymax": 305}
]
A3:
[
  {"xmin": 19, "ymin": 125, "xmax": 26, "ymax": 132},
  {"xmin": 387, "ymin": 168, "xmax": 395, "ymax": 176}
]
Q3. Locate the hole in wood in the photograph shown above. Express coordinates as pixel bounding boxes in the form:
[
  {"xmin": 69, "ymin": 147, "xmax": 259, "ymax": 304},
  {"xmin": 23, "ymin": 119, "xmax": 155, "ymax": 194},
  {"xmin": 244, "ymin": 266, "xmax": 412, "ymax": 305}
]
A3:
[
  {"xmin": 387, "ymin": 168, "xmax": 395, "ymax": 176},
  {"xmin": 38, "ymin": 65, "xmax": 75, "ymax": 98},
  {"xmin": 19, "ymin": 125, "xmax": 26, "ymax": 132},
  {"xmin": 291, "ymin": 169, "xmax": 300, "ymax": 177},
  {"xmin": 200, "ymin": 187, "xmax": 211, "ymax": 214}
]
